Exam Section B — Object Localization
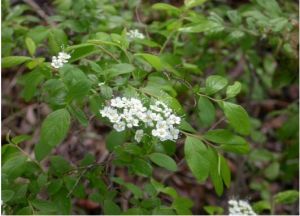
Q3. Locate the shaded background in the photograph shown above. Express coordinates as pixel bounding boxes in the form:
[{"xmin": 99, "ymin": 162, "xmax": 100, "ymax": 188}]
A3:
[{"xmin": 2, "ymin": 0, "xmax": 299, "ymax": 214}]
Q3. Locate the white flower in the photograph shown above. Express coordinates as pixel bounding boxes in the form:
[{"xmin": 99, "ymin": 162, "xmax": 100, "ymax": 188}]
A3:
[
  {"xmin": 126, "ymin": 117, "xmax": 139, "ymax": 128},
  {"xmin": 58, "ymin": 52, "xmax": 71, "ymax": 63},
  {"xmin": 111, "ymin": 97, "xmax": 125, "ymax": 108},
  {"xmin": 126, "ymin": 29, "xmax": 145, "ymax": 40},
  {"xmin": 51, "ymin": 56, "xmax": 63, "ymax": 69},
  {"xmin": 51, "ymin": 51, "xmax": 71, "ymax": 69},
  {"xmin": 150, "ymin": 112, "xmax": 162, "ymax": 122},
  {"xmin": 134, "ymin": 130, "xmax": 144, "ymax": 143},
  {"xmin": 99, "ymin": 97, "xmax": 181, "ymax": 142},
  {"xmin": 150, "ymin": 105, "xmax": 163, "ymax": 112},
  {"xmin": 156, "ymin": 120, "xmax": 168, "ymax": 129},
  {"xmin": 228, "ymin": 199, "xmax": 257, "ymax": 216},
  {"xmin": 113, "ymin": 121, "xmax": 125, "ymax": 132},
  {"xmin": 108, "ymin": 112, "xmax": 121, "ymax": 123},
  {"xmin": 167, "ymin": 114, "xmax": 181, "ymax": 125},
  {"xmin": 100, "ymin": 106, "xmax": 114, "ymax": 117},
  {"xmin": 169, "ymin": 127, "xmax": 180, "ymax": 140},
  {"xmin": 152, "ymin": 128, "xmax": 168, "ymax": 141},
  {"xmin": 141, "ymin": 110, "xmax": 154, "ymax": 124}
]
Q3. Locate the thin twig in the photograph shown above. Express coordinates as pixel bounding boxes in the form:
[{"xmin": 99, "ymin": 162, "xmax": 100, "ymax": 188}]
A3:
[
  {"xmin": 209, "ymin": 117, "xmax": 226, "ymax": 130},
  {"xmin": 67, "ymin": 168, "xmax": 88, "ymax": 198},
  {"xmin": 135, "ymin": 5, "xmax": 150, "ymax": 39},
  {"xmin": 96, "ymin": 45, "xmax": 121, "ymax": 63},
  {"xmin": 23, "ymin": 0, "xmax": 56, "ymax": 27}
]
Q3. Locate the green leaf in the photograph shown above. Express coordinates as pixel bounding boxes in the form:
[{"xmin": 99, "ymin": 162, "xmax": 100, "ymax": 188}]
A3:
[
  {"xmin": 220, "ymin": 156, "xmax": 231, "ymax": 188},
  {"xmin": 50, "ymin": 156, "xmax": 72, "ymax": 176},
  {"xmin": 66, "ymin": 80, "xmax": 91, "ymax": 102},
  {"xmin": 252, "ymin": 200, "xmax": 271, "ymax": 213},
  {"xmin": 264, "ymin": 162, "xmax": 280, "ymax": 180},
  {"xmin": 226, "ymin": 81, "xmax": 242, "ymax": 98},
  {"xmin": 100, "ymin": 85, "xmax": 113, "ymax": 99},
  {"xmin": 256, "ymin": 0, "xmax": 282, "ymax": 16},
  {"xmin": 123, "ymin": 143, "xmax": 143, "ymax": 155},
  {"xmin": 112, "ymin": 177, "xmax": 143, "ymax": 198},
  {"xmin": 48, "ymin": 179, "xmax": 63, "ymax": 195},
  {"xmin": 48, "ymin": 28, "xmax": 68, "ymax": 54},
  {"xmin": 68, "ymin": 105, "xmax": 88, "ymax": 127},
  {"xmin": 108, "ymin": 63, "xmax": 135, "ymax": 78},
  {"xmin": 152, "ymin": 3, "xmax": 180, "ymax": 14},
  {"xmin": 135, "ymin": 38, "xmax": 161, "ymax": 48},
  {"xmin": 161, "ymin": 187, "xmax": 178, "ymax": 199},
  {"xmin": 204, "ymin": 129, "xmax": 250, "ymax": 154},
  {"xmin": 220, "ymin": 142, "xmax": 250, "ymax": 154},
  {"xmin": 172, "ymin": 197, "xmax": 193, "ymax": 215},
  {"xmin": 11, "ymin": 134, "xmax": 31, "ymax": 145},
  {"xmin": 140, "ymin": 86, "xmax": 184, "ymax": 115},
  {"xmin": 135, "ymin": 53, "xmax": 163, "ymax": 71},
  {"xmin": 25, "ymin": 37, "xmax": 36, "ymax": 56},
  {"xmin": 222, "ymin": 102, "xmax": 251, "ymax": 135},
  {"xmin": 64, "ymin": 176, "xmax": 85, "ymax": 198},
  {"xmin": 184, "ymin": 0, "xmax": 207, "ymax": 8},
  {"xmin": 131, "ymin": 158, "xmax": 153, "ymax": 177},
  {"xmin": 68, "ymin": 44, "xmax": 97, "ymax": 62},
  {"xmin": 226, "ymin": 10, "xmax": 241, "ymax": 25},
  {"xmin": 35, "ymin": 109, "xmax": 70, "ymax": 161},
  {"xmin": 274, "ymin": 190, "xmax": 299, "ymax": 204},
  {"xmin": 179, "ymin": 21, "xmax": 223, "ymax": 33},
  {"xmin": 249, "ymin": 149, "xmax": 273, "ymax": 163},
  {"xmin": 52, "ymin": 188, "xmax": 71, "ymax": 214},
  {"xmin": 27, "ymin": 26, "xmax": 49, "ymax": 44},
  {"xmin": 16, "ymin": 207, "xmax": 33, "ymax": 215},
  {"xmin": 103, "ymin": 200, "xmax": 121, "ymax": 215},
  {"xmin": 153, "ymin": 207, "xmax": 176, "ymax": 215},
  {"xmin": 205, "ymin": 75, "xmax": 228, "ymax": 95},
  {"xmin": 141, "ymin": 197, "xmax": 161, "ymax": 209},
  {"xmin": 197, "ymin": 96, "xmax": 215, "ymax": 127},
  {"xmin": 13, "ymin": 184, "xmax": 28, "ymax": 200},
  {"xmin": 2, "ymin": 56, "xmax": 32, "ymax": 68},
  {"xmin": 89, "ymin": 95, "xmax": 104, "ymax": 116},
  {"xmin": 34, "ymin": 143, "xmax": 52, "ymax": 162},
  {"xmin": 207, "ymin": 147, "xmax": 223, "ymax": 196},
  {"xmin": 106, "ymin": 130, "xmax": 126, "ymax": 152},
  {"xmin": 124, "ymin": 183, "xmax": 143, "ymax": 198},
  {"xmin": 2, "ymin": 190, "xmax": 15, "ymax": 202},
  {"xmin": 80, "ymin": 153, "xmax": 96, "ymax": 166},
  {"xmin": 179, "ymin": 120, "xmax": 197, "ymax": 133},
  {"xmin": 31, "ymin": 199, "xmax": 57, "ymax": 213},
  {"xmin": 184, "ymin": 136, "xmax": 209, "ymax": 182},
  {"xmin": 149, "ymin": 153, "xmax": 177, "ymax": 172},
  {"xmin": 19, "ymin": 68, "xmax": 45, "ymax": 101},
  {"xmin": 2, "ymin": 155, "xmax": 27, "ymax": 178},
  {"xmin": 204, "ymin": 129, "xmax": 235, "ymax": 144},
  {"xmin": 37, "ymin": 173, "xmax": 48, "ymax": 188},
  {"xmin": 204, "ymin": 205, "xmax": 224, "ymax": 215},
  {"xmin": 40, "ymin": 109, "xmax": 71, "ymax": 147}
]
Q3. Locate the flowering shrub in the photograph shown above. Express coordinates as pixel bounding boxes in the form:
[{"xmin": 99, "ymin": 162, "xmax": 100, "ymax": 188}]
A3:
[
  {"xmin": 1, "ymin": 0, "xmax": 299, "ymax": 215},
  {"xmin": 100, "ymin": 97, "xmax": 181, "ymax": 141}
]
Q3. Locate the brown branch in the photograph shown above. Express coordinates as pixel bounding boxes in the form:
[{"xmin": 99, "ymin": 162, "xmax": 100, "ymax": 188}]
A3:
[{"xmin": 23, "ymin": 0, "xmax": 56, "ymax": 27}]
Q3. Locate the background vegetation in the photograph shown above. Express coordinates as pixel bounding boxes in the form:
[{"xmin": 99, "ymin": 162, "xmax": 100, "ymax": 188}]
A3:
[{"xmin": 1, "ymin": 0, "xmax": 299, "ymax": 215}]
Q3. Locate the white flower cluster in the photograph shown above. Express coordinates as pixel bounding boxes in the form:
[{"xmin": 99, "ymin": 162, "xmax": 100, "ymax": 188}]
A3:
[
  {"xmin": 51, "ymin": 52, "xmax": 71, "ymax": 69},
  {"xmin": 126, "ymin": 29, "xmax": 145, "ymax": 40},
  {"xmin": 100, "ymin": 97, "xmax": 181, "ymax": 142},
  {"xmin": 228, "ymin": 199, "xmax": 257, "ymax": 216}
]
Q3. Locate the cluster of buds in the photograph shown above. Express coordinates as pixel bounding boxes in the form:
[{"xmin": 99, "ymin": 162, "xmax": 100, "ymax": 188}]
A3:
[
  {"xmin": 51, "ymin": 52, "xmax": 71, "ymax": 69},
  {"xmin": 126, "ymin": 29, "xmax": 145, "ymax": 40},
  {"xmin": 228, "ymin": 199, "xmax": 257, "ymax": 216},
  {"xmin": 100, "ymin": 97, "xmax": 181, "ymax": 143}
]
